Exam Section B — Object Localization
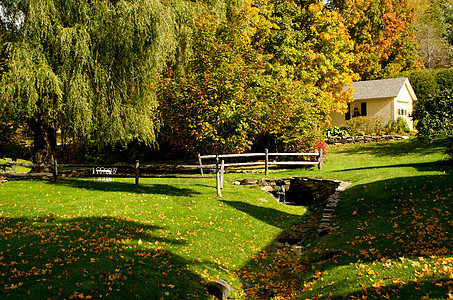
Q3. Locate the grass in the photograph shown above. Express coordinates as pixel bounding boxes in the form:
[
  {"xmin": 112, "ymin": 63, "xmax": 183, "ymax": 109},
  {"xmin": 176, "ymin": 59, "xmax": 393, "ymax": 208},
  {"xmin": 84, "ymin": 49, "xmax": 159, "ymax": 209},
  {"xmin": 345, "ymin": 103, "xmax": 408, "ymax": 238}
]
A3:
[
  {"xmin": 0, "ymin": 138, "xmax": 452, "ymax": 299},
  {"xmin": 0, "ymin": 158, "xmax": 31, "ymax": 173},
  {"xmin": 238, "ymin": 138, "xmax": 453, "ymax": 299},
  {"xmin": 0, "ymin": 173, "xmax": 307, "ymax": 299}
]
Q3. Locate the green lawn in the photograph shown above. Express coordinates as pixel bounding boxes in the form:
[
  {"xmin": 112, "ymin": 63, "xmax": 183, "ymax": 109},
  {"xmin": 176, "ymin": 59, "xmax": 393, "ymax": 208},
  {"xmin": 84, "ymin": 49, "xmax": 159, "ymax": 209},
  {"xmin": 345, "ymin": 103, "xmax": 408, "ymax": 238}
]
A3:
[
  {"xmin": 238, "ymin": 138, "xmax": 453, "ymax": 299},
  {"xmin": 0, "ymin": 169, "xmax": 307, "ymax": 299},
  {"xmin": 0, "ymin": 138, "xmax": 452, "ymax": 299}
]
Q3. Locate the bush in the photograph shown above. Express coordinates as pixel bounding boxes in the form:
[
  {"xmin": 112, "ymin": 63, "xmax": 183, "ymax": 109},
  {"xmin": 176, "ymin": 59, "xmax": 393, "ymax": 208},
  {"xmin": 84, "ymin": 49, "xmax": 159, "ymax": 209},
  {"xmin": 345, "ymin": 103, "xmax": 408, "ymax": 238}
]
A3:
[
  {"xmin": 384, "ymin": 117, "xmax": 410, "ymax": 134},
  {"xmin": 0, "ymin": 119, "xmax": 26, "ymax": 160},
  {"xmin": 324, "ymin": 126, "xmax": 352, "ymax": 137},
  {"xmin": 412, "ymin": 88, "xmax": 453, "ymax": 160},
  {"xmin": 346, "ymin": 116, "xmax": 383, "ymax": 135},
  {"xmin": 435, "ymin": 69, "xmax": 453, "ymax": 91},
  {"xmin": 412, "ymin": 89, "xmax": 453, "ymax": 137},
  {"xmin": 314, "ymin": 140, "xmax": 327, "ymax": 157},
  {"xmin": 407, "ymin": 70, "xmax": 438, "ymax": 101}
]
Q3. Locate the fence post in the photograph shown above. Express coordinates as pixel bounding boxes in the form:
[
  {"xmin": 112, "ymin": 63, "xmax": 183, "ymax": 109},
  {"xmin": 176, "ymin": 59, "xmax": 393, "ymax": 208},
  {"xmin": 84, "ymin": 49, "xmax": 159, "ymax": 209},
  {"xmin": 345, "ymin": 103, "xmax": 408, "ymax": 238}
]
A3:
[
  {"xmin": 216, "ymin": 155, "xmax": 222, "ymax": 197},
  {"xmin": 265, "ymin": 148, "xmax": 269, "ymax": 175},
  {"xmin": 53, "ymin": 157, "xmax": 58, "ymax": 182},
  {"xmin": 220, "ymin": 160, "xmax": 225, "ymax": 189},
  {"xmin": 198, "ymin": 153, "xmax": 204, "ymax": 176},
  {"xmin": 318, "ymin": 149, "xmax": 323, "ymax": 170},
  {"xmin": 135, "ymin": 160, "xmax": 140, "ymax": 185}
]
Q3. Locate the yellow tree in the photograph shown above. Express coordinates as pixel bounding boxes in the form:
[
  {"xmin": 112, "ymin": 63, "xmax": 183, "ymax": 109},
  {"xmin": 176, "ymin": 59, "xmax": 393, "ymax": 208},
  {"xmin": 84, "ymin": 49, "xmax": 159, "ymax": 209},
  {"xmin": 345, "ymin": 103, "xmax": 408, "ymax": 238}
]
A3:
[
  {"xmin": 331, "ymin": 0, "xmax": 423, "ymax": 79},
  {"xmin": 159, "ymin": 6, "xmax": 261, "ymax": 155},
  {"xmin": 248, "ymin": 0, "xmax": 357, "ymax": 150}
]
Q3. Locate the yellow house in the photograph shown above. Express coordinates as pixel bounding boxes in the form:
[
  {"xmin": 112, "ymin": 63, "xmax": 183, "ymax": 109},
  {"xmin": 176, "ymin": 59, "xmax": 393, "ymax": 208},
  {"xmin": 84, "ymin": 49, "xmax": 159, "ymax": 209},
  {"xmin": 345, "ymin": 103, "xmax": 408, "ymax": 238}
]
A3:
[{"xmin": 331, "ymin": 77, "xmax": 417, "ymax": 130}]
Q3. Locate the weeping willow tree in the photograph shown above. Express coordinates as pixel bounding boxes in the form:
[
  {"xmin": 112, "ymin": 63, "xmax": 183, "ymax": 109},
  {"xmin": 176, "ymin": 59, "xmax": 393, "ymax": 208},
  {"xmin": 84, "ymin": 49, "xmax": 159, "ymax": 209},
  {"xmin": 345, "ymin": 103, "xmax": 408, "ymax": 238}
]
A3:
[{"xmin": 0, "ymin": 0, "xmax": 186, "ymax": 170}]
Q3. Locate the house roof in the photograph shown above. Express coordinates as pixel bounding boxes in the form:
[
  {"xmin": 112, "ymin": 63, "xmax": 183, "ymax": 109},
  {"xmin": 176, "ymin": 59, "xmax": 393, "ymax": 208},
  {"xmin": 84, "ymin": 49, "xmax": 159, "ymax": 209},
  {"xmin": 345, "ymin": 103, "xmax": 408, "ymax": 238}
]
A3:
[{"xmin": 344, "ymin": 77, "xmax": 417, "ymax": 101}]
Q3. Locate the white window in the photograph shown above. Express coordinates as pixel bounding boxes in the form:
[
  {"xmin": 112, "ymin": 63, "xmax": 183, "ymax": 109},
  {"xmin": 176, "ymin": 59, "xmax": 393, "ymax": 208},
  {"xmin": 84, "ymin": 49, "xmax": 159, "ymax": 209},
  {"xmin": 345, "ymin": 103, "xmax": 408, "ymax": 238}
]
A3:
[{"xmin": 397, "ymin": 109, "xmax": 407, "ymax": 116}]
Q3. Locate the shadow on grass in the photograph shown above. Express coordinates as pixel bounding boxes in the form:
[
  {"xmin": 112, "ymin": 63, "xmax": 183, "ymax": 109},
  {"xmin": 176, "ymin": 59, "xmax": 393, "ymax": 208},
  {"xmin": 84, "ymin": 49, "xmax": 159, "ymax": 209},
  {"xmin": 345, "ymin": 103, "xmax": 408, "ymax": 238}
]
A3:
[
  {"xmin": 236, "ymin": 172, "xmax": 453, "ymax": 299},
  {"xmin": 0, "ymin": 216, "xmax": 209, "ymax": 299},
  {"xmin": 333, "ymin": 160, "xmax": 451, "ymax": 174},
  {"xmin": 333, "ymin": 137, "xmax": 448, "ymax": 158},
  {"xmin": 300, "ymin": 172, "xmax": 453, "ymax": 298},
  {"xmin": 325, "ymin": 278, "xmax": 450, "ymax": 300},
  {"xmin": 220, "ymin": 200, "xmax": 305, "ymax": 229},
  {"xmin": 52, "ymin": 178, "xmax": 200, "ymax": 197}
]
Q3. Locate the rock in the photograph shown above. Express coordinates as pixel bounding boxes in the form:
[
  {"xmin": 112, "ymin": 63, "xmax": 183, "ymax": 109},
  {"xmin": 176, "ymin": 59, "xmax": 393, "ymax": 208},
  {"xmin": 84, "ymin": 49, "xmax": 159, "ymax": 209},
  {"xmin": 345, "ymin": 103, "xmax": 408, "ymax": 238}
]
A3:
[
  {"xmin": 241, "ymin": 281, "xmax": 252, "ymax": 289},
  {"xmin": 206, "ymin": 279, "xmax": 231, "ymax": 300},
  {"xmin": 291, "ymin": 245, "xmax": 304, "ymax": 257},
  {"xmin": 317, "ymin": 227, "xmax": 333, "ymax": 236},
  {"xmin": 241, "ymin": 178, "xmax": 257, "ymax": 185},
  {"xmin": 260, "ymin": 186, "xmax": 274, "ymax": 192},
  {"xmin": 322, "ymin": 249, "xmax": 345, "ymax": 260}
]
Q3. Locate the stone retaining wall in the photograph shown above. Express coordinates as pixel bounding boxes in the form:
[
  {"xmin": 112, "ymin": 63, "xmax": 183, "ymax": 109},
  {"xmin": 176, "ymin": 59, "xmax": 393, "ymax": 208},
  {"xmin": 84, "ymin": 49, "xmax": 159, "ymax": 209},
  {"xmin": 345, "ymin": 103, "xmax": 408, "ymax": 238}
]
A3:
[
  {"xmin": 261, "ymin": 177, "xmax": 341, "ymax": 206},
  {"xmin": 326, "ymin": 135, "xmax": 409, "ymax": 145}
]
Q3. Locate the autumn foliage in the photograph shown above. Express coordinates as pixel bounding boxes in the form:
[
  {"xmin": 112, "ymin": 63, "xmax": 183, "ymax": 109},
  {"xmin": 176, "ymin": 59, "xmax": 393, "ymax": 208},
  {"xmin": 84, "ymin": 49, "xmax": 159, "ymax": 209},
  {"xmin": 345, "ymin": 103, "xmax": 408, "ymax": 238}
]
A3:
[
  {"xmin": 331, "ymin": 0, "xmax": 422, "ymax": 80},
  {"xmin": 159, "ymin": 1, "xmax": 357, "ymax": 155}
]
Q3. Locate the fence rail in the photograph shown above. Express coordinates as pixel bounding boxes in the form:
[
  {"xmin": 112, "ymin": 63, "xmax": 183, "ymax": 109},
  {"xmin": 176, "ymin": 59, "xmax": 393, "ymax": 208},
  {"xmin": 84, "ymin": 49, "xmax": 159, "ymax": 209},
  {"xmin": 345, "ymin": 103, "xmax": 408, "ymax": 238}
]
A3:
[
  {"xmin": 1, "ymin": 149, "xmax": 323, "ymax": 197},
  {"xmin": 198, "ymin": 148, "xmax": 323, "ymax": 197}
]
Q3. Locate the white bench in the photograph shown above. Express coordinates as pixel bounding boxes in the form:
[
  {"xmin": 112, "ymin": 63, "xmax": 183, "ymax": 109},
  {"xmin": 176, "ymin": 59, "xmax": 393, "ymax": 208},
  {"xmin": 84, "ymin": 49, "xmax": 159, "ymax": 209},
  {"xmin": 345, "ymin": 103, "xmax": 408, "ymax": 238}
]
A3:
[{"xmin": 93, "ymin": 167, "xmax": 117, "ymax": 181}]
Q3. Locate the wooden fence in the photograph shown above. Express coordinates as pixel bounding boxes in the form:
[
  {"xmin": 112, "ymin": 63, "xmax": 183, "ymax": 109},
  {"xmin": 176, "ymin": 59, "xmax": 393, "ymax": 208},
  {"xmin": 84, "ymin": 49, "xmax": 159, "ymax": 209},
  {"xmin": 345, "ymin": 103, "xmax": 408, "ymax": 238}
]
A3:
[
  {"xmin": 1, "ymin": 149, "xmax": 323, "ymax": 197},
  {"xmin": 198, "ymin": 149, "xmax": 323, "ymax": 197},
  {"xmin": 0, "ymin": 160, "xmax": 210, "ymax": 184}
]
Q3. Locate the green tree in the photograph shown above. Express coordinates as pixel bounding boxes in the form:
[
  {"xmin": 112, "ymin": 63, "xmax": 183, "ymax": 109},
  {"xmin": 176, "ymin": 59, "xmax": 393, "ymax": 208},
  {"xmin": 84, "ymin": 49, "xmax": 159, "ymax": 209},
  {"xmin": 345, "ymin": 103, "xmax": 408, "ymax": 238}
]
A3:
[
  {"xmin": 0, "ymin": 0, "xmax": 182, "ymax": 170},
  {"xmin": 412, "ymin": 89, "xmax": 453, "ymax": 158}
]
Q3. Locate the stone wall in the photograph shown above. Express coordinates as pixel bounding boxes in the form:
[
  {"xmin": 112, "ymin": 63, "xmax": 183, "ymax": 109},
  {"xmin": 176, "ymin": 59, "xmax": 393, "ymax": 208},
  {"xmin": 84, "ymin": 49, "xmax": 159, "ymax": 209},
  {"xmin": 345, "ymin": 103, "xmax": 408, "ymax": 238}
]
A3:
[
  {"xmin": 326, "ymin": 135, "xmax": 409, "ymax": 145},
  {"xmin": 261, "ymin": 177, "xmax": 341, "ymax": 206}
]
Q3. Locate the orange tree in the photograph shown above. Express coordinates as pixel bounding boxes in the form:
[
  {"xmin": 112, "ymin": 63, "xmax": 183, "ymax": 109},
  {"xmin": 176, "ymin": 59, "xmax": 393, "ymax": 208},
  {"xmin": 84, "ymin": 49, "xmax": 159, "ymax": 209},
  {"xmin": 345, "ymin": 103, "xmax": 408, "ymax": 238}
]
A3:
[
  {"xmin": 159, "ymin": 0, "xmax": 357, "ymax": 155},
  {"xmin": 330, "ymin": 0, "xmax": 422, "ymax": 80},
  {"xmin": 159, "ymin": 7, "xmax": 261, "ymax": 155}
]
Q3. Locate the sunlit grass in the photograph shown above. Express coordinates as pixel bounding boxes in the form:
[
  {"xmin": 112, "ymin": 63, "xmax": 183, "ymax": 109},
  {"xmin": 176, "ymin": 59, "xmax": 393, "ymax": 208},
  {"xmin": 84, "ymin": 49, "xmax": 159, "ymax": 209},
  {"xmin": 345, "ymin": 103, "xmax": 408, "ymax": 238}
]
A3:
[
  {"xmin": 238, "ymin": 138, "xmax": 453, "ymax": 299},
  {"xmin": 0, "ymin": 138, "xmax": 452, "ymax": 299},
  {"xmin": 0, "ymin": 176, "xmax": 306, "ymax": 299}
]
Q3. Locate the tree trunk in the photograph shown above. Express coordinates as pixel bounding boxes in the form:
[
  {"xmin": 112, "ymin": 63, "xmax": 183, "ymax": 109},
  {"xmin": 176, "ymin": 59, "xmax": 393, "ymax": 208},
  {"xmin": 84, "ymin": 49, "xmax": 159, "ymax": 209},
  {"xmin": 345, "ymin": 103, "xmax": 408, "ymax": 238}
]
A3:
[{"xmin": 28, "ymin": 117, "xmax": 57, "ymax": 173}]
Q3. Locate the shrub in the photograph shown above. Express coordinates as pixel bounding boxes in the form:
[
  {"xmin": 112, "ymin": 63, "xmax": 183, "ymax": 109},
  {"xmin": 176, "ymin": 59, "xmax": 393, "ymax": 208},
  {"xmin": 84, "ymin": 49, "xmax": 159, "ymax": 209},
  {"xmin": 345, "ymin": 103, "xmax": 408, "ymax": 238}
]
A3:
[
  {"xmin": 324, "ymin": 126, "xmax": 352, "ymax": 137},
  {"xmin": 435, "ymin": 69, "xmax": 453, "ymax": 91},
  {"xmin": 388, "ymin": 70, "xmax": 438, "ymax": 101},
  {"xmin": 384, "ymin": 117, "xmax": 411, "ymax": 134},
  {"xmin": 412, "ymin": 89, "xmax": 453, "ymax": 137},
  {"xmin": 314, "ymin": 140, "xmax": 327, "ymax": 157},
  {"xmin": 346, "ymin": 116, "xmax": 383, "ymax": 135},
  {"xmin": 412, "ymin": 89, "xmax": 453, "ymax": 159},
  {"xmin": 407, "ymin": 70, "xmax": 438, "ymax": 101}
]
